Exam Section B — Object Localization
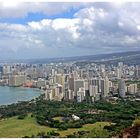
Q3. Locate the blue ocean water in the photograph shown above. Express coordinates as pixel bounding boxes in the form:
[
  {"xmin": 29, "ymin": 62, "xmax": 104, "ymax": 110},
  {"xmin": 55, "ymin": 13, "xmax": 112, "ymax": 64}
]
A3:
[{"xmin": 0, "ymin": 86, "xmax": 41, "ymax": 105}]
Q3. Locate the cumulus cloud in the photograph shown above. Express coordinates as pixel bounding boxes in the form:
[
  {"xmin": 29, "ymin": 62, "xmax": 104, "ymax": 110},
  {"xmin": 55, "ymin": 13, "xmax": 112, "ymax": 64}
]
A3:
[
  {"xmin": 0, "ymin": 2, "xmax": 85, "ymax": 18},
  {"xmin": 0, "ymin": 2, "xmax": 140, "ymax": 59}
]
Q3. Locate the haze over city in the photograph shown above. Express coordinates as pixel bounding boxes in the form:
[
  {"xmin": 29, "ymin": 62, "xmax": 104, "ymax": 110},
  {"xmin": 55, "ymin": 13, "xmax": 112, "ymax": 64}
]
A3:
[{"xmin": 0, "ymin": 2, "xmax": 140, "ymax": 59}]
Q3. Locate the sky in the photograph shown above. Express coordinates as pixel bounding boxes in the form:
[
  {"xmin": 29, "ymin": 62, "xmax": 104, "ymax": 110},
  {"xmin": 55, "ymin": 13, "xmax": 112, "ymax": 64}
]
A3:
[{"xmin": 0, "ymin": 2, "xmax": 140, "ymax": 59}]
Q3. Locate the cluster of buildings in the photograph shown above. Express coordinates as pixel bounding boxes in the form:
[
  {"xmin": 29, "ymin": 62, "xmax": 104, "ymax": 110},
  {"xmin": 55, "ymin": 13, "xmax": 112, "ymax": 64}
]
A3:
[{"xmin": 0, "ymin": 61, "xmax": 139, "ymax": 102}]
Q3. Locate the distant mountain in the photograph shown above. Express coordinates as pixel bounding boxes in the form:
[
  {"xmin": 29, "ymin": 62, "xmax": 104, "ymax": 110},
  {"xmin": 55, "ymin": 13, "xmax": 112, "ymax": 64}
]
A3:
[
  {"xmin": 0, "ymin": 50, "xmax": 140, "ymax": 64},
  {"xmin": 29, "ymin": 50, "xmax": 140, "ymax": 64}
]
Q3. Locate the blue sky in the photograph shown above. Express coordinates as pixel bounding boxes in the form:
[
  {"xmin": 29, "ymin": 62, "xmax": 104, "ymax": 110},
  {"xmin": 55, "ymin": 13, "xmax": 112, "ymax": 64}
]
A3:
[
  {"xmin": 0, "ymin": 7, "xmax": 80, "ymax": 24},
  {"xmin": 0, "ymin": 2, "xmax": 140, "ymax": 59}
]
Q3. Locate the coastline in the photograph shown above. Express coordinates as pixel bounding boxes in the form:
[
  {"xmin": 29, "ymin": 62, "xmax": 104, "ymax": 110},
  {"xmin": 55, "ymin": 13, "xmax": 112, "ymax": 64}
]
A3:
[{"xmin": 0, "ymin": 86, "xmax": 42, "ymax": 106}]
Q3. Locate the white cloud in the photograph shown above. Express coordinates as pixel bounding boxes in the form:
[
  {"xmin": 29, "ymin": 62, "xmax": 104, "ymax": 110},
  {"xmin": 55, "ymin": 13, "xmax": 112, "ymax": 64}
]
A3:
[
  {"xmin": 137, "ymin": 25, "xmax": 140, "ymax": 31},
  {"xmin": 28, "ymin": 21, "xmax": 42, "ymax": 30},
  {"xmin": 0, "ymin": 2, "xmax": 85, "ymax": 18},
  {"xmin": 0, "ymin": 2, "xmax": 140, "ymax": 59},
  {"xmin": 51, "ymin": 18, "xmax": 79, "ymax": 30},
  {"xmin": 2, "ymin": 1, "xmax": 20, "ymax": 8}
]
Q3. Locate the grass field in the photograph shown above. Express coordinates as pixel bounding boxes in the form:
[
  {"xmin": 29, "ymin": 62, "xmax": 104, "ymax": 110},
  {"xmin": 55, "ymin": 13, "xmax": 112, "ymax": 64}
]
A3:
[
  {"xmin": 59, "ymin": 122, "xmax": 110, "ymax": 138},
  {"xmin": 0, "ymin": 115, "xmax": 55, "ymax": 138},
  {"xmin": 0, "ymin": 114, "xmax": 110, "ymax": 138}
]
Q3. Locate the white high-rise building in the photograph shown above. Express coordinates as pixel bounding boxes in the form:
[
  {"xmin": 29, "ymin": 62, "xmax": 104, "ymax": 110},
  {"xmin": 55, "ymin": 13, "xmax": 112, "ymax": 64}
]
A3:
[
  {"xmin": 117, "ymin": 68, "xmax": 122, "ymax": 79},
  {"xmin": 89, "ymin": 85, "xmax": 98, "ymax": 97},
  {"xmin": 118, "ymin": 62, "xmax": 123, "ymax": 67},
  {"xmin": 77, "ymin": 87, "xmax": 85, "ymax": 102},
  {"xmin": 127, "ymin": 84, "xmax": 137, "ymax": 94},
  {"xmin": 55, "ymin": 84, "xmax": 62, "ymax": 97},
  {"xmin": 3, "ymin": 65, "xmax": 11, "ymax": 74},
  {"xmin": 73, "ymin": 70, "xmax": 78, "ymax": 80},
  {"xmin": 90, "ymin": 77, "xmax": 109, "ymax": 98},
  {"xmin": 64, "ymin": 90, "xmax": 74, "ymax": 100},
  {"xmin": 51, "ymin": 69, "xmax": 55, "ymax": 76},
  {"xmin": 45, "ymin": 89, "xmax": 54, "ymax": 100},
  {"xmin": 89, "ymin": 78, "xmax": 101, "ymax": 93},
  {"xmin": 36, "ymin": 78, "xmax": 46, "ymax": 88},
  {"xmin": 104, "ymin": 76, "xmax": 109, "ymax": 97}
]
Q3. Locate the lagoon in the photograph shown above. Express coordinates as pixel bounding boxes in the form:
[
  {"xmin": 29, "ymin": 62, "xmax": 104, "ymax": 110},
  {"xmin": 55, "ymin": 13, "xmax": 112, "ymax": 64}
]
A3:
[{"xmin": 0, "ymin": 86, "xmax": 41, "ymax": 105}]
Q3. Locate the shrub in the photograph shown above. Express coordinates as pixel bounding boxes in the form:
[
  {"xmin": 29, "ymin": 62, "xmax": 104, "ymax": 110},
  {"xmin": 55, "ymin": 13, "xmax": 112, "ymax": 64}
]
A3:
[{"xmin": 17, "ymin": 114, "xmax": 27, "ymax": 119}]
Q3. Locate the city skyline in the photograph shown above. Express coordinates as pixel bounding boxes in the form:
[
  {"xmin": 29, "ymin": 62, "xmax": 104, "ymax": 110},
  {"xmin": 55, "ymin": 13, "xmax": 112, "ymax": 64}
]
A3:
[{"xmin": 0, "ymin": 2, "xmax": 140, "ymax": 59}]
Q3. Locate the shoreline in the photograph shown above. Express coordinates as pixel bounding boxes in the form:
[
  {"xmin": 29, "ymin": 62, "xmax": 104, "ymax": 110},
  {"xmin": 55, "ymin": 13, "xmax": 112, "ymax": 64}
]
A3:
[
  {"xmin": 0, "ymin": 86, "xmax": 43, "ymax": 106},
  {"xmin": 0, "ymin": 85, "xmax": 43, "ymax": 92}
]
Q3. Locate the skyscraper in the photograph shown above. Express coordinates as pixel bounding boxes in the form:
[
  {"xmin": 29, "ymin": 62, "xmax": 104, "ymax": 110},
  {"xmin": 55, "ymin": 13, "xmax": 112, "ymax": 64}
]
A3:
[
  {"xmin": 89, "ymin": 78, "xmax": 101, "ymax": 93},
  {"xmin": 68, "ymin": 77, "xmax": 74, "ymax": 91},
  {"xmin": 104, "ymin": 76, "xmax": 109, "ymax": 97},
  {"xmin": 9, "ymin": 74, "xmax": 26, "ymax": 87},
  {"xmin": 74, "ymin": 79, "xmax": 84, "ymax": 96},
  {"xmin": 118, "ymin": 79, "xmax": 126, "ymax": 98},
  {"xmin": 117, "ymin": 62, "xmax": 123, "ymax": 79},
  {"xmin": 127, "ymin": 84, "xmax": 137, "ymax": 94},
  {"xmin": 77, "ymin": 87, "xmax": 85, "ymax": 102},
  {"xmin": 135, "ymin": 65, "xmax": 140, "ymax": 79},
  {"xmin": 89, "ymin": 85, "xmax": 98, "ymax": 97}
]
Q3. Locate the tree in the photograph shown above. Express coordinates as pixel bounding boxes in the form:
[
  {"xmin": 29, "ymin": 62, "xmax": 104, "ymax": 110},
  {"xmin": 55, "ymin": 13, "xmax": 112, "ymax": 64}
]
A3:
[
  {"xmin": 58, "ymin": 124, "xmax": 68, "ymax": 130},
  {"xmin": 17, "ymin": 113, "xmax": 27, "ymax": 119}
]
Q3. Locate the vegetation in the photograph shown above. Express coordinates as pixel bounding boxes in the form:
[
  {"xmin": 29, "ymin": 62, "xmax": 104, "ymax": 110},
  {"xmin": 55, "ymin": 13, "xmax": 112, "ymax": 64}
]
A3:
[
  {"xmin": 17, "ymin": 113, "xmax": 27, "ymax": 119},
  {"xmin": 0, "ymin": 114, "xmax": 54, "ymax": 138},
  {"xmin": 117, "ymin": 119, "xmax": 140, "ymax": 138},
  {"xmin": 0, "ymin": 114, "xmax": 109, "ymax": 138},
  {"xmin": 0, "ymin": 96, "xmax": 140, "ymax": 137}
]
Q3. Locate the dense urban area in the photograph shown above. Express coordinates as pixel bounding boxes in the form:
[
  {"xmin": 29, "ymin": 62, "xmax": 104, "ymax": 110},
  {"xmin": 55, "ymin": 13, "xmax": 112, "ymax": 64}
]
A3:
[{"xmin": 0, "ymin": 59, "xmax": 140, "ymax": 138}]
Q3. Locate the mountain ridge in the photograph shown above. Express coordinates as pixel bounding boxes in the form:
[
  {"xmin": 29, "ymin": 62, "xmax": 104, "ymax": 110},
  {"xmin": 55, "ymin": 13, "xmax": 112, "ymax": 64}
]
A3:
[{"xmin": 0, "ymin": 50, "xmax": 140, "ymax": 64}]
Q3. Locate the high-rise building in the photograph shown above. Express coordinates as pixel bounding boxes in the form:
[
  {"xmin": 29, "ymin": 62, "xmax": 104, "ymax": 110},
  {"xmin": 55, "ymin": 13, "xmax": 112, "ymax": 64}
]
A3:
[
  {"xmin": 68, "ymin": 77, "xmax": 74, "ymax": 91},
  {"xmin": 73, "ymin": 70, "xmax": 78, "ymax": 80},
  {"xmin": 54, "ymin": 74, "xmax": 65, "ymax": 86},
  {"xmin": 117, "ymin": 68, "xmax": 122, "ymax": 79},
  {"xmin": 89, "ymin": 85, "xmax": 98, "ymax": 97},
  {"xmin": 74, "ymin": 79, "xmax": 84, "ymax": 95},
  {"xmin": 9, "ymin": 74, "xmax": 26, "ymax": 87},
  {"xmin": 36, "ymin": 78, "xmax": 46, "ymax": 88},
  {"xmin": 45, "ymin": 89, "xmax": 54, "ymax": 100},
  {"xmin": 64, "ymin": 90, "xmax": 74, "ymax": 100},
  {"xmin": 84, "ymin": 80, "xmax": 89, "ymax": 91},
  {"xmin": 135, "ymin": 65, "xmax": 140, "ymax": 79},
  {"xmin": 54, "ymin": 74, "xmax": 65, "ymax": 92},
  {"xmin": 3, "ymin": 65, "xmax": 11, "ymax": 74},
  {"xmin": 127, "ymin": 84, "xmax": 137, "ymax": 94},
  {"xmin": 100, "ymin": 64, "xmax": 106, "ymax": 78},
  {"xmin": 77, "ymin": 87, "xmax": 85, "ymax": 102},
  {"xmin": 51, "ymin": 69, "xmax": 55, "ymax": 76},
  {"xmin": 118, "ymin": 62, "xmax": 123, "ymax": 67},
  {"xmin": 0, "ymin": 66, "xmax": 3, "ymax": 74},
  {"xmin": 88, "ymin": 70, "xmax": 94, "ymax": 78},
  {"xmin": 89, "ymin": 77, "xmax": 109, "ymax": 97},
  {"xmin": 104, "ymin": 76, "xmax": 109, "ymax": 97},
  {"xmin": 54, "ymin": 84, "xmax": 62, "ymax": 97},
  {"xmin": 118, "ymin": 79, "xmax": 126, "ymax": 98},
  {"xmin": 89, "ymin": 78, "xmax": 101, "ymax": 93},
  {"xmin": 117, "ymin": 62, "xmax": 123, "ymax": 79}
]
